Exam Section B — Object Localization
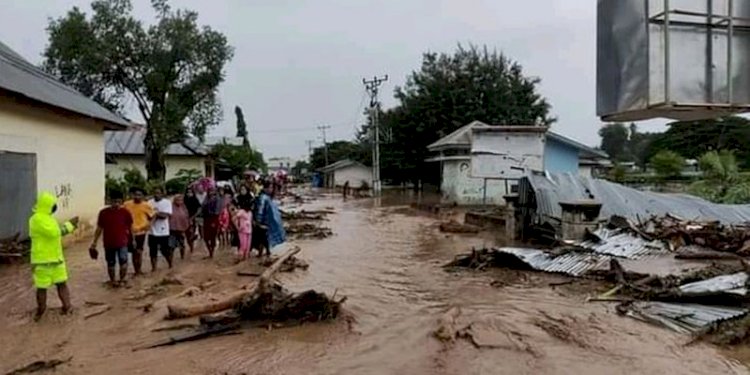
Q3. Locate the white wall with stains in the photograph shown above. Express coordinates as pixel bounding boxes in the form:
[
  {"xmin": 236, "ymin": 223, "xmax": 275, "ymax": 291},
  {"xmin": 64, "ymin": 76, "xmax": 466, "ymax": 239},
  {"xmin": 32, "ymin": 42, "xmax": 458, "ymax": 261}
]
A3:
[
  {"xmin": 0, "ymin": 94, "xmax": 106, "ymax": 237},
  {"xmin": 440, "ymin": 159, "xmax": 508, "ymax": 206}
]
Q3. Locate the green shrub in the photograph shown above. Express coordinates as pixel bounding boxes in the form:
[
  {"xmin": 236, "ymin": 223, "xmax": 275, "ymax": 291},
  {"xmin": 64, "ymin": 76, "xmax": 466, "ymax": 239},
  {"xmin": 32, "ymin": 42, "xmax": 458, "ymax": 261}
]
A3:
[{"xmin": 650, "ymin": 150, "xmax": 685, "ymax": 179}]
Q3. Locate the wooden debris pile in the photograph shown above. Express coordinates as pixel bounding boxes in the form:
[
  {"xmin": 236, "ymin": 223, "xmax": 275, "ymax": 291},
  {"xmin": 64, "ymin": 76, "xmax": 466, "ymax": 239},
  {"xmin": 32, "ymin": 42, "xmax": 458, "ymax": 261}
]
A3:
[
  {"xmin": 439, "ymin": 220, "xmax": 480, "ymax": 234},
  {"xmin": 285, "ymin": 222, "xmax": 333, "ymax": 240},
  {"xmin": 281, "ymin": 209, "xmax": 334, "ymax": 221},
  {"xmin": 636, "ymin": 214, "xmax": 750, "ymax": 254},
  {"xmin": 0, "ymin": 233, "xmax": 30, "ymax": 263},
  {"xmin": 150, "ymin": 247, "xmax": 345, "ymax": 349}
]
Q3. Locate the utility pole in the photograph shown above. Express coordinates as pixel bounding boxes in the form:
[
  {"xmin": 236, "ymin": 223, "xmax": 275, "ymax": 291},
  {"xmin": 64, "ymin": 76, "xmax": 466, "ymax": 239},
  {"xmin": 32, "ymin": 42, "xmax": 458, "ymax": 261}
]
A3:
[
  {"xmin": 317, "ymin": 125, "xmax": 331, "ymax": 166},
  {"xmin": 363, "ymin": 75, "xmax": 388, "ymax": 196}
]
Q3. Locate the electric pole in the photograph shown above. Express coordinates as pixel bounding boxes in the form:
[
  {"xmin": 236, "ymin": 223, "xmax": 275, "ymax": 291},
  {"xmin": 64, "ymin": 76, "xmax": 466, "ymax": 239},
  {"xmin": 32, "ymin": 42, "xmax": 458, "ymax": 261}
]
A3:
[
  {"xmin": 317, "ymin": 125, "xmax": 331, "ymax": 166},
  {"xmin": 363, "ymin": 75, "xmax": 388, "ymax": 196}
]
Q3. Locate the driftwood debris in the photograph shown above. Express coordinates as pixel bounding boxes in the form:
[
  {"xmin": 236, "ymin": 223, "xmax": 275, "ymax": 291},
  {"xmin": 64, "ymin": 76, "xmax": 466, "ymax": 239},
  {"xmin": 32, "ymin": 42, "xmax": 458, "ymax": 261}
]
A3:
[
  {"xmin": 166, "ymin": 246, "xmax": 302, "ymax": 319},
  {"xmin": 134, "ymin": 324, "xmax": 241, "ymax": 351},
  {"xmin": 285, "ymin": 223, "xmax": 333, "ymax": 240},
  {"xmin": 281, "ymin": 210, "xmax": 332, "ymax": 221},
  {"xmin": 6, "ymin": 356, "xmax": 72, "ymax": 375},
  {"xmin": 84, "ymin": 305, "xmax": 112, "ymax": 320}
]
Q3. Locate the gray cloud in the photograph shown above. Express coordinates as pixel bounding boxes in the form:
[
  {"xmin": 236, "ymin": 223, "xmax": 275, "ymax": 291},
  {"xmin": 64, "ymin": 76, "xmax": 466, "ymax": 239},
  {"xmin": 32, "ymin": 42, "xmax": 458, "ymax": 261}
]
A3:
[{"xmin": 0, "ymin": 0, "xmax": 668, "ymax": 160}]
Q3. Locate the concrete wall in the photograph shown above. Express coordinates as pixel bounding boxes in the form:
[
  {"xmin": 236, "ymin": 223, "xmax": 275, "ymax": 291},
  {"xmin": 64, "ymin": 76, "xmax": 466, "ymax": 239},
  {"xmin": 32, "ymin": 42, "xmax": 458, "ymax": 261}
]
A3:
[
  {"xmin": 107, "ymin": 155, "xmax": 207, "ymax": 180},
  {"xmin": 332, "ymin": 165, "xmax": 371, "ymax": 188},
  {"xmin": 0, "ymin": 94, "xmax": 106, "ymax": 235},
  {"xmin": 441, "ymin": 159, "xmax": 507, "ymax": 205},
  {"xmin": 543, "ymin": 138, "xmax": 580, "ymax": 173},
  {"xmin": 579, "ymin": 165, "xmax": 594, "ymax": 178},
  {"xmin": 471, "ymin": 131, "xmax": 545, "ymax": 178}
]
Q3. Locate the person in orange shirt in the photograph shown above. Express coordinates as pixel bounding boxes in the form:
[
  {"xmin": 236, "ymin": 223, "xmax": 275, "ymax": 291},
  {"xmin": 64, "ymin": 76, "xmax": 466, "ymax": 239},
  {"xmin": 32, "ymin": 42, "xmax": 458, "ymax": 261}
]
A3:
[{"xmin": 123, "ymin": 187, "xmax": 153, "ymax": 276}]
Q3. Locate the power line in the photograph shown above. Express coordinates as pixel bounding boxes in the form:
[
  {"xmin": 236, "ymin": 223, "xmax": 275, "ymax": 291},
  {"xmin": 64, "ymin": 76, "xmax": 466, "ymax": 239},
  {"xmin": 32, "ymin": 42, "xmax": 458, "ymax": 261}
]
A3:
[
  {"xmin": 305, "ymin": 140, "xmax": 314, "ymax": 161},
  {"xmin": 363, "ymin": 75, "xmax": 388, "ymax": 196}
]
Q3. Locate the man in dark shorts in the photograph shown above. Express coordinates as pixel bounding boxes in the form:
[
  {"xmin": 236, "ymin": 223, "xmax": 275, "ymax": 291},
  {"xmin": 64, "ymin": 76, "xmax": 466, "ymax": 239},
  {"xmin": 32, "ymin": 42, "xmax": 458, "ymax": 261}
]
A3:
[
  {"xmin": 148, "ymin": 187, "xmax": 173, "ymax": 271},
  {"xmin": 124, "ymin": 187, "xmax": 153, "ymax": 275},
  {"xmin": 90, "ymin": 190, "xmax": 133, "ymax": 287}
]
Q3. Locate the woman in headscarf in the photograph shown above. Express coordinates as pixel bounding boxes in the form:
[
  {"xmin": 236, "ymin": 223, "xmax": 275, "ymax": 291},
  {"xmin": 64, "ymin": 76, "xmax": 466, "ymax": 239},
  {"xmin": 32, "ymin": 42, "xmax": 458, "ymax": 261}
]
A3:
[
  {"xmin": 184, "ymin": 187, "xmax": 202, "ymax": 254},
  {"xmin": 201, "ymin": 187, "xmax": 223, "ymax": 258}
]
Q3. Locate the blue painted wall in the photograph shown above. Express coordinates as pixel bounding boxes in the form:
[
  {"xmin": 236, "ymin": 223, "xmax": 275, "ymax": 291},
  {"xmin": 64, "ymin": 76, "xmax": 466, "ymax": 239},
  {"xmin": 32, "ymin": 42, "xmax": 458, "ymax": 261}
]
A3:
[{"xmin": 544, "ymin": 138, "xmax": 579, "ymax": 173}]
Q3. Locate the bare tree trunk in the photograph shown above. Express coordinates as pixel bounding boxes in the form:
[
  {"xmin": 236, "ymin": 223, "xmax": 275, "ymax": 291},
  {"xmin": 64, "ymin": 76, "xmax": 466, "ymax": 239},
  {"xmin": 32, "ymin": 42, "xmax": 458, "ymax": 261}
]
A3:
[{"xmin": 144, "ymin": 129, "xmax": 167, "ymax": 182}]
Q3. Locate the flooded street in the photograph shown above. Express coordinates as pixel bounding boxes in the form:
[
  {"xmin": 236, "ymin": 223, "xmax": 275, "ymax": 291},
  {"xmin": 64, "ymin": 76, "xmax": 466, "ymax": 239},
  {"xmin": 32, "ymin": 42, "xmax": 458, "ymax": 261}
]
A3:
[{"xmin": 0, "ymin": 194, "xmax": 747, "ymax": 375}]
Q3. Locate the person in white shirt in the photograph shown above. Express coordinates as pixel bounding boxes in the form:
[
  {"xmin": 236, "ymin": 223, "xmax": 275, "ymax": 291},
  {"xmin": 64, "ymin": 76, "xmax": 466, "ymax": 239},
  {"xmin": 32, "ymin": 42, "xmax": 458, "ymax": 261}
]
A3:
[{"xmin": 148, "ymin": 187, "xmax": 173, "ymax": 271}]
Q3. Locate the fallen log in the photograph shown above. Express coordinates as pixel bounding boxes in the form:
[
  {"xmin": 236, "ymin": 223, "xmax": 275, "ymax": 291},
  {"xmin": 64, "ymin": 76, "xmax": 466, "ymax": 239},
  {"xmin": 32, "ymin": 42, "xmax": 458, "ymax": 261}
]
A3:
[{"xmin": 166, "ymin": 246, "xmax": 302, "ymax": 319}]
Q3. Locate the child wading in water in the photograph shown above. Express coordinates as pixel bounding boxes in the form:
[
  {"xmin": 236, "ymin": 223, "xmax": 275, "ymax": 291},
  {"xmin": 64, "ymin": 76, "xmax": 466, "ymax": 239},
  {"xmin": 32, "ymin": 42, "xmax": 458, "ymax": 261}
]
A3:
[{"xmin": 231, "ymin": 201, "xmax": 253, "ymax": 261}]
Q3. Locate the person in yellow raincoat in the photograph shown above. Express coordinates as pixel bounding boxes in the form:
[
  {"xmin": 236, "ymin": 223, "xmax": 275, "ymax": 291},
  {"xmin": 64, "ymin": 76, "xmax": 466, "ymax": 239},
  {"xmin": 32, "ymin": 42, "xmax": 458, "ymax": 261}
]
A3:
[{"xmin": 29, "ymin": 192, "xmax": 78, "ymax": 321}]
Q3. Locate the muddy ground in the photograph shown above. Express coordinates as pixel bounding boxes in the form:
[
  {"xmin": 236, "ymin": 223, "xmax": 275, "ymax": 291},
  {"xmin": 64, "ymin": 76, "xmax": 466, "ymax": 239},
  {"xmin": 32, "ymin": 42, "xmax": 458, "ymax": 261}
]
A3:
[{"xmin": 0, "ymin": 193, "xmax": 747, "ymax": 374}]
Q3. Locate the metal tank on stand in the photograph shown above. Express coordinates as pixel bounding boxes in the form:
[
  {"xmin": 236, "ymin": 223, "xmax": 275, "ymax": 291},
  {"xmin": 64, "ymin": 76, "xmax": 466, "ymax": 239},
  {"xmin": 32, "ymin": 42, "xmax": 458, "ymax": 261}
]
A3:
[{"xmin": 598, "ymin": 0, "xmax": 750, "ymax": 121}]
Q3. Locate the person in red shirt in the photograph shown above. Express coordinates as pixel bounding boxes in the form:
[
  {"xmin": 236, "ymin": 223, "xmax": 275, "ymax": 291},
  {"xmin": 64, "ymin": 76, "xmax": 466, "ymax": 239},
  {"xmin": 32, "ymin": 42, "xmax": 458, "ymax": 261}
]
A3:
[{"xmin": 90, "ymin": 190, "xmax": 133, "ymax": 287}]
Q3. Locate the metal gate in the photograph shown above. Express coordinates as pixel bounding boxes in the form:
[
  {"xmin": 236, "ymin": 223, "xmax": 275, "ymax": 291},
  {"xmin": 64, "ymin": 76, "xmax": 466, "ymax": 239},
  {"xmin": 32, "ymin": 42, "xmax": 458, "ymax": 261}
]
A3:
[{"xmin": 0, "ymin": 152, "xmax": 37, "ymax": 239}]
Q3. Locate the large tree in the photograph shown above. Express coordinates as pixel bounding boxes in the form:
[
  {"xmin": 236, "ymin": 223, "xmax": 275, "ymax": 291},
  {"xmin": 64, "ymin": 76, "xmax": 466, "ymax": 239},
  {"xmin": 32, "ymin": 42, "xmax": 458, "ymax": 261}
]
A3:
[
  {"xmin": 598, "ymin": 123, "xmax": 630, "ymax": 161},
  {"xmin": 43, "ymin": 0, "xmax": 233, "ymax": 181},
  {"xmin": 361, "ymin": 44, "xmax": 554, "ymax": 184}
]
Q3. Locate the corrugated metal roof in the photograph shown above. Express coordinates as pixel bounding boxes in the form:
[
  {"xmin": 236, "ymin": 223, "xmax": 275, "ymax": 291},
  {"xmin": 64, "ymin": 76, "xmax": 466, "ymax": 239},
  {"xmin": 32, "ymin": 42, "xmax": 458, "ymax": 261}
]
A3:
[
  {"xmin": 426, "ymin": 121, "xmax": 606, "ymax": 161},
  {"xmin": 621, "ymin": 302, "xmax": 748, "ymax": 334},
  {"xmin": 679, "ymin": 272, "xmax": 749, "ymax": 296},
  {"xmin": 105, "ymin": 129, "xmax": 208, "ymax": 156},
  {"xmin": 494, "ymin": 247, "xmax": 611, "ymax": 276},
  {"xmin": 522, "ymin": 173, "xmax": 750, "ymax": 225},
  {"xmin": 318, "ymin": 159, "xmax": 367, "ymax": 173},
  {"xmin": 0, "ymin": 40, "xmax": 129, "ymax": 128},
  {"xmin": 578, "ymin": 228, "xmax": 667, "ymax": 259}
]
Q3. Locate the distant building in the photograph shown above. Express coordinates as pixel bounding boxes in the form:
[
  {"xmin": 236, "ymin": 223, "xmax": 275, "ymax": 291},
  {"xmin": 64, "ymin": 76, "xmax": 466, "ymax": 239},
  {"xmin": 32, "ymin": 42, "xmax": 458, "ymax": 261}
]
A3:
[
  {"xmin": 268, "ymin": 156, "xmax": 295, "ymax": 175},
  {"xmin": 319, "ymin": 160, "xmax": 371, "ymax": 189},
  {"xmin": 0, "ymin": 40, "xmax": 129, "ymax": 238},
  {"xmin": 205, "ymin": 136, "xmax": 244, "ymax": 147},
  {"xmin": 426, "ymin": 121, "xmax": 608, "ymax": 205},
  {"xmin": 105, "ymin": 126, "xmax": 212, "ymax": 180}
]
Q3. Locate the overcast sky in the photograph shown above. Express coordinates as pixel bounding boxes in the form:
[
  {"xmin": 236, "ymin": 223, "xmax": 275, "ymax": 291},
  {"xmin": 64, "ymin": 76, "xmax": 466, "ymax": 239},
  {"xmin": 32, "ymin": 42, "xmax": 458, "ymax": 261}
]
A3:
[{"xmin": 0, "ymin": 0, "xmax": 666, "ymax": 160}]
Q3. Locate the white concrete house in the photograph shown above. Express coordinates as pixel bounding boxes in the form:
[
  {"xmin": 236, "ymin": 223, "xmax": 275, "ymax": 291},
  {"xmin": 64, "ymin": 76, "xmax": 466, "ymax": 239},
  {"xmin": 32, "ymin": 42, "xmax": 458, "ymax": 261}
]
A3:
[
  {"xmin": 105, "ymin": 126, "xmax": 211, "ymax": 180},
  {"xmin": 319, "ymin": 160, "xmax": 371, "ymax": 189},
  {"xmin": 0, "ymin": 40, "xmax": 129, "ymax": 238},
  {"xmin": 427, "ymin": 121, "xmax": 607, "ymax": 205}
]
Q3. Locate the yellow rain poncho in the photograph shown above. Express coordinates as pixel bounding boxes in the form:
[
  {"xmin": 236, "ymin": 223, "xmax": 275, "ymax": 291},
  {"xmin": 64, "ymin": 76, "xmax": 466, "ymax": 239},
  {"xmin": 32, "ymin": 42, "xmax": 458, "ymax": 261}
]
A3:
[{"xmin": 28, "ymin": 192, "xmax": 76, "ymax": 289}]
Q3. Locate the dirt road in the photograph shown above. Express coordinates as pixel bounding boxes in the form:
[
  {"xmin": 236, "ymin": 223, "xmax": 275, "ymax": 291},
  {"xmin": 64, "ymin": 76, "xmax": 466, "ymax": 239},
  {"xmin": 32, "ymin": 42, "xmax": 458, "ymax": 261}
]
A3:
[{"xmin": 0, "ymin": 194, "xmax": 746, "ymax": 374}]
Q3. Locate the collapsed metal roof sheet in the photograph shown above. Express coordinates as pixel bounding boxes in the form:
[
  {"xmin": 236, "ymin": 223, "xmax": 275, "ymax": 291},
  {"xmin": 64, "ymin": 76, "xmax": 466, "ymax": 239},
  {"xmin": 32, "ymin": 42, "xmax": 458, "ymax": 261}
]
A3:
[
  {"xmin": 0, "ymin": 40, "xmax": 129, "ymax": 128},
  {"xmin": 621, "ymin": 302, "xmax": 748, "ymax": 335},
  {"xmin": 577, "ymin": 228, "xmax": 667, "ymax": 259},
  {"xmin": 678, "ymin": 272, "xmax": 749, "ymax": 297},
  {"xmin": 521, "ymin": 173, "xmax": 750, "ymax": 224},
  {"xmin": 494, "ymin": 247, "xmax": 611, "ymax": 277}
]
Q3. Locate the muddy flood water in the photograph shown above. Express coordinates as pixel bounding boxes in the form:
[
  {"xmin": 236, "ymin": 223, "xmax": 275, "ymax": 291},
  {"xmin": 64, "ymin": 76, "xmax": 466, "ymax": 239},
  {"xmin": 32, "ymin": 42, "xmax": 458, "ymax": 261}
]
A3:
[{"xmin": 1, "ymin": 192, "xmax": 748, "ymax": 374}]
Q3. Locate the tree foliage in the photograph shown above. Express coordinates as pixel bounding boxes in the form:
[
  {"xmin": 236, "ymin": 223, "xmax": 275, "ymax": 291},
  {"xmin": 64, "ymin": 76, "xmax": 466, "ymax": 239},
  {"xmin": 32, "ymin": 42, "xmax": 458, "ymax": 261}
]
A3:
[
  {"xmin": 310, "ymin": 141, "xmax": 369, "ymax": 171},
  {"xmin": 598, "ymin": 123, "xmax": 657, "ymax": 167},
  {"xmin": 650, "ymin": 150, "xmax": 684, "ymax": 179},
  {"xmin": 44, "ymin": 0, "xmax": 233, "ymax": 181},
  {"xmin": 212, "ymin": 143, "xmax": 266, "ymax": 176},
  {"xmin": 646, "ymin": 116, "xmax": 750, "ymax": 168},
  {"xmin": 362, "ymin": 44, "xmax": 553, "ymax": 184},
  {"xmin": 688, "ymin": 150, "xmax": 750, "ymax": 204}
]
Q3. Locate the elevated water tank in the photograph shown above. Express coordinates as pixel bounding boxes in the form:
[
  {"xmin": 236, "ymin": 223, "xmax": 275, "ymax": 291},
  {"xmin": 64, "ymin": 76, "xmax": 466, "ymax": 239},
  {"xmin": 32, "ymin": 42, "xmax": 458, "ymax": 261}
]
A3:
[{"xmin": 598, "ymin": 0, "xmax": 750, "ymax": 121}]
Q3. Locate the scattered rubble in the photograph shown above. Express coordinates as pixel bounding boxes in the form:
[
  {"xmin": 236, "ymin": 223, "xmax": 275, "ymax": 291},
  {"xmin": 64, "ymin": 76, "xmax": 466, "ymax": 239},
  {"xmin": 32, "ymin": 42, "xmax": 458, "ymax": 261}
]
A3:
[
  {"xmin": 6, "ymin": 356, "xmax": 72, "ymax": 375},
  {"xmin": 285, "ymin": 222, "xmax": 333, "ymax": 240},
  {"xmin": 281, "ymin": 209, "xmax": 334, "ymax": 221},
  {"xmin": 0, "ymin": 233, "xmax": 30, "ymax": 263}
]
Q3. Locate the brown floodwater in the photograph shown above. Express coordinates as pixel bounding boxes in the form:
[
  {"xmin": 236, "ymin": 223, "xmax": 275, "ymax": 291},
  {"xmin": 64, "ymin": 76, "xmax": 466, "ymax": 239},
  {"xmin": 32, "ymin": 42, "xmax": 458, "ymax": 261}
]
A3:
[{"xmin": 0, "ymin": 192, "xmax": 747, "ymax": 374}]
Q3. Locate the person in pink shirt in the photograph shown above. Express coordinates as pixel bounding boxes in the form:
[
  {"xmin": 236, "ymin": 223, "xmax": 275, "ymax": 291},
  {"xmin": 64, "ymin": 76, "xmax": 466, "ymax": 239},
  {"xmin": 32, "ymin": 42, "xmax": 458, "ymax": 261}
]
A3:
[{"xmin": 231, "ymin": 201, "xmax": 253, "ymax": 261}]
